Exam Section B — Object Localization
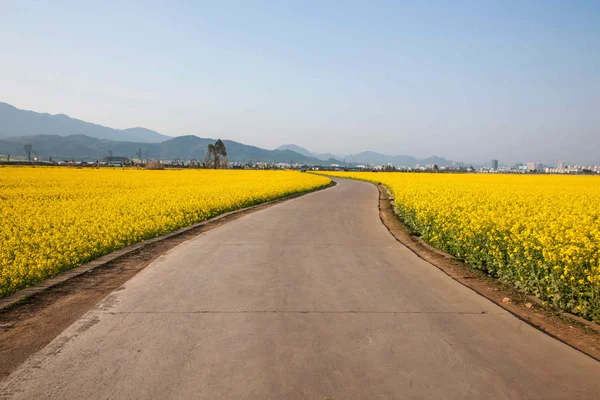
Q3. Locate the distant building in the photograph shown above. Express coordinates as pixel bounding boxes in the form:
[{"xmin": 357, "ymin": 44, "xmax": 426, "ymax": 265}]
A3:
[
  {"xmin": 491, "ymin": 159, "xmax": 498, "ymax": 170},
  {"xmin": 558, "ymin": 160, "xmax": 566, "ymax": 170},
  {"xmin": 536, "ymin": 162, "xmax": 544, "ymax": 172},
  {"xmin": 527, "ymin": 162, "xmax": 536, "ymax": 171}
]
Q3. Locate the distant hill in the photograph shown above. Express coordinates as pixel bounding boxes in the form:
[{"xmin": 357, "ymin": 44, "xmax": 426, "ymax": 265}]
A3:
[
  {"xmin": 344, "ymin": 151, "xmax": 419, "ymax": 166},
  {"xmin": 278, "ymin": 144, "xmax": 455, "ymax": 167},
  {"xmin": 276, "ymin": 144, "xmax": 339, "ymax": 162},
  {"xmin": 0, "ymin": 134, "xmax": 330, "ymax": 164},
  {"xmin": 419, "ymin": 155, "xmax": 453, "ymax": 167},
  {"xmin": 0, "ymin": 102, "xmax": 171, "ymax": 143},
  {"xmin": 276, "ymin": 144, "xmax": 313, "ymax": 157}
]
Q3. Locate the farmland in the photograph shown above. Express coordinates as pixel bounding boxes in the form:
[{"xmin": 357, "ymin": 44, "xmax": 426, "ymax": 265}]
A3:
[
  {"xmin": 0, "ymin": 167, "xmax": 330, "ymax": 298},
  {"xmin": 317, "ymin": 171, "xmax": 600, "ymax": 322}
]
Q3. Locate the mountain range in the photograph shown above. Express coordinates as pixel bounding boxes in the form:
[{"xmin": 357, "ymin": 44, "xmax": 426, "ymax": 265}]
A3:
[
  {"xmin": 0, "ymin": 134, "xmax": 335, "ymax": 164},
  {"xmin": 276, "ymin": 144, "xmax": 340, "ymax": 162},
  {"xmin": 276, "ymin": 145, "xmax": 453, "ymax": 167},
  {"xmin": 0, "ymin": 102, "xmax": 455, "ymax": 166},
  {"xmin": 0, "ymin": 102, "xmax": 170, "ymax": 143}
]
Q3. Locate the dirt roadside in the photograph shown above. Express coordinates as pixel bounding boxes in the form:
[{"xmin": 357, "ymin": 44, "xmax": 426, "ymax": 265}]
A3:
[
  {"xmin": 374, "ymin": 182, "xmax": 600, "ymax": 362},
  {"xmin": 0, "ymin": 183, "xmax": 334, "ymax": 379}
]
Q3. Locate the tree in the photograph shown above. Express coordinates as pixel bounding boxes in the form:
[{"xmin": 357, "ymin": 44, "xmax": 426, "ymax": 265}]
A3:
[
  {"xmin": 6, "ymin": 154, "xmax": 10, "ymax": 162},
  {"xmin": 108, "ymin": 150, "xmax": 113, "ymax": 165},
  {"xmin": 136, "ymin": 148, "xmax": 143, "ymax": 165},
  {"xmin": 206, "ymin": 139, "xmax": 227, "ymax": 169},
  {"xmin": 23, "ymin": 144, "xmax": 33, "ymax": 163},
  {"xmin": 202, "ymin": 151, "xmax": 211, "ymax": 168}
]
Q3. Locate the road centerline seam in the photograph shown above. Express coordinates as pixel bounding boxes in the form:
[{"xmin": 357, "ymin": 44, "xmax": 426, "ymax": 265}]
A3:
[{"xmin": 103, "ymin": 310, "xmax": 508, "ymax": 315}]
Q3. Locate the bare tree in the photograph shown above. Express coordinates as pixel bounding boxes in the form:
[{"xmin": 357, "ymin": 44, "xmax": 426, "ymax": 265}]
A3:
[
  {"xmin": 144, "ymin": 149, "xmax": 150, "ymax": 165},
  {"xmin": 108, "ymin": 150, "xmax": 113, "ymax": 165},
  {"xmin": 136, "ymin": 148, "xmax": 143, "ymax": 165},
  {"xmin": 23, "ymin": 144, "xmax": 33, "ymax": 163},
  {"xmin": 6, "ymin": 154, "xmax": 10, "ymax": 162}
]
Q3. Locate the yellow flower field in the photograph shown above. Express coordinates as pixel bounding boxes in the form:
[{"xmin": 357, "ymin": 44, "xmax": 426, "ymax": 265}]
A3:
[
  {"xmin": 318, "ymin": 171, "xmax": 600, "ymax": 322},
  {"xmin": 0, "ymin": 167, "xmax": 330, "ymax": 298}
]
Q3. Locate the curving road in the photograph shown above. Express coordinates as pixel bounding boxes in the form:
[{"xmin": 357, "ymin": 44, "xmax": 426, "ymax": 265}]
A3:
[{"xmin": 2, "ymin": 178, "xmax": 599, "ymax": 399}]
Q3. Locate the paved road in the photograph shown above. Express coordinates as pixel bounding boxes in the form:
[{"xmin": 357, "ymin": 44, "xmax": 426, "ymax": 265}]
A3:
[{"xmin": 2, "ymin": 178, "xmax": 600, "ymax": 399}]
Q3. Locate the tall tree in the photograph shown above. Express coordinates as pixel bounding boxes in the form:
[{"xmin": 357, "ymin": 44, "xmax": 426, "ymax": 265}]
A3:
[
  {"xmin": 207, "ymin": 139, "xmax": 227, "ymax": 168},
  {"xmin": 23, "ymin": 144, "xmax": 33, "ymax": 163}
]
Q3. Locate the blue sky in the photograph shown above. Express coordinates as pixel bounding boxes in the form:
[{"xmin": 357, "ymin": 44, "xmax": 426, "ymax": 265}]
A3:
[{"xmin": 1, "ymin": 0, "xmax": 599, "ymax": 164}]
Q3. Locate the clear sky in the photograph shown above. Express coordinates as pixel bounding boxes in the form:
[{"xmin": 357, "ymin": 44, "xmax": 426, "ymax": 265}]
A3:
[{"xmin": 1, "ymin": 0, "xmax": 599, "ymax": 164}]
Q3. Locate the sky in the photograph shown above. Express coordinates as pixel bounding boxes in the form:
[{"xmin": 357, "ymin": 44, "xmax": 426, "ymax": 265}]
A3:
[{"xmin": 1, "ymin": 0, "xmax": 599, "ymax": 164}]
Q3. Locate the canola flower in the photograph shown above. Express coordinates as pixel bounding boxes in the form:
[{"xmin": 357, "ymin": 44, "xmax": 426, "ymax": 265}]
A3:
[
  {"xmin": 317, "ymin": 171, "xmax": 600, "ymax": 322},
  {"xmin": 0, "ymin": 167, "xmax": 330, "ymax": 298}
]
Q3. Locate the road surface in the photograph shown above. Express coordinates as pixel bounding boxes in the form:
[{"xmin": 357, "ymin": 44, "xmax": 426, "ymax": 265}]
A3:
[{"xmin": 2, "ymin": 178, "xmax": 599, "ymax": 399}]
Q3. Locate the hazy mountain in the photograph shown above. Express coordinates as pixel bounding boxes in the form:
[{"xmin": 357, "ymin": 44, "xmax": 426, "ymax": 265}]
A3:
[
  {"xmin": 276, "ymin": 144, "xmax": 339, "ymax": 161},
  {"xmin": 341, "ymin": 151, "xmax": 418, "ymax": 166},
  {"xmin": 277, "ymin": 144, "xmax": 456, "ymax": 167},
  {"xmin": 276, "ymin": 144, "xmax": 313, "ymax": 157},
  {"xmin": 120, "ymin": 127, "xmax": 171, "ymax": 143},
  {"xmin": 419, "ymin": 155, "xmax": 453, "ymax": 167},
  {"xmin": 0, "ymin": 102, "xmax": 171, "ymax": 143},
  {"xmin": 0, "ymin": 134, "xmax": 332, "ymax": 164},
  {"xmin": 344, "ymin": 152, "xmax": 455, "ymax": 167}
]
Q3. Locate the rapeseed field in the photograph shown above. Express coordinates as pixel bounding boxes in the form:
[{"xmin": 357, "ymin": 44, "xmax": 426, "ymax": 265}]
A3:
[{"xmin": 0, "ymin": 167, "xmax": 330, "ymax": 297}]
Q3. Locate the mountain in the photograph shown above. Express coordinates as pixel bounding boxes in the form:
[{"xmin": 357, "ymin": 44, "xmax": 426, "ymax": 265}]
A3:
[
  {"xmin": 276, "ymin": 144, "xmax": 339, "ymax": 161},
  {"xmin": 419, "ymin": 155, "xmax": 453, "ymax": 167},
  {"xmin": 344, "ymin": 152, "xmax": 455, "ymax": 167},
  {"xmin": 0, "ymin": 102, "xmax": 171, "ymax": 143},
  {"xmin": 0, "ymin": 134, "xmax": 330, "ymax": 164},
  {"xmin": 344, "ymin": 151, "xmax": 419, "ymax": 166},
  {"xmin": 120, "ymin": 127, "xmax": 170, "ymax": 143},
  {"xmin": 276, "ymin": 144, "xmax": 313, "ymax": 158},
  {"xmin": 277, "ymin": 144, "xmax": 454, "ymax": 167}
]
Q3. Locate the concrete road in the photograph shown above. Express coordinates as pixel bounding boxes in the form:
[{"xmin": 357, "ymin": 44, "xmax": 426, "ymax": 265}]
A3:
[{"xmin": 2, "ymin": 179, "xmax": 599, "ymax": 399}]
